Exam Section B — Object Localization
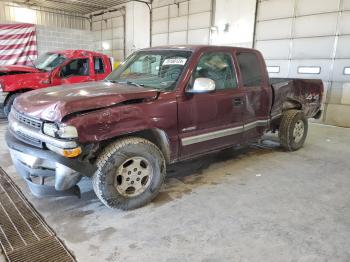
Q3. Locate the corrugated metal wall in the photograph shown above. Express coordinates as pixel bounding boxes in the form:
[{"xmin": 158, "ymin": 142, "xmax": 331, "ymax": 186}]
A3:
[
  {"xmin": 255, "ymin": 0, "xmax": 350, "ymax": 127},
  {"xmin": 151, "ymin": 0, "xmax": 213, "ymax": 46},
  {"xmin": 0, "ymin": 2, "xmax": 88, "ymax": 30}
]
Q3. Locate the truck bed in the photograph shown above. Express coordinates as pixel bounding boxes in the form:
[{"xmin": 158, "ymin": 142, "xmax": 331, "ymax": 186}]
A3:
[{"xmin": 270, "ymin": 78, "xmax": 323, "ymax": 120}]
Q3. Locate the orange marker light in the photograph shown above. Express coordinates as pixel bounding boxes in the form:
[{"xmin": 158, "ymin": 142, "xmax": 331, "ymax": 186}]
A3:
[{"xmin": 62, "ymin": 147, "xmax": 82, "ymax": 158}]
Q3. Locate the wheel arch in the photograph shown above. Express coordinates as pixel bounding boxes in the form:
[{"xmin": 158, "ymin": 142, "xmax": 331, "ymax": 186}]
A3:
[
  {"xmin": 282, "ymin": 98, "xmax": 303, "ymax": 112},
  {"xmin": 99, "ymin": 128, "xmax": 172, "ymax": 164},
  {"xmin": 4, "ymin": 88, "xmax": 33, "ymax": 105},
  {"xmin": 129, "ymin": 128, "xmax": 171, "ymax": 164}
]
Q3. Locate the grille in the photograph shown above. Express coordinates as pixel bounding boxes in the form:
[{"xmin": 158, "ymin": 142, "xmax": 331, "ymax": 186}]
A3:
[
  {"xmin": 12, "ymin": 110, "xmax": 42, "ymax": 130},
  {"xmin": 0, "ymin": 168, "xmax": 76, "ymax": 262}
]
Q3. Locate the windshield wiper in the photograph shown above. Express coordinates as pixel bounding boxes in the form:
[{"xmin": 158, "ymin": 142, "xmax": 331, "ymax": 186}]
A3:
[{"xmin": 116, "ymin": 81, "xmax": 144, "ymax": 88}]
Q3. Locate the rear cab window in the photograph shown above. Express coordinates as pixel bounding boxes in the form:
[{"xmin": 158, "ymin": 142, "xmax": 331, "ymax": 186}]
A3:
[
  {"xmin": 94, "ymin": 56, "xmax": 105, "ymax": 74},
  {"xmin": 236, "ymin": 52, "xmax": 263, "ymax": 87}
]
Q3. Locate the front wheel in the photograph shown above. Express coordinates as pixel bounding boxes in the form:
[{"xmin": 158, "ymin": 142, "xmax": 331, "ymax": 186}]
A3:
[
  {"xmin": 278, "ymin": 110, "xmax": 308, "ymax": 151},
  {"xmin": 92, "ymin": 137, "xmax": 166, "ymax": 210},
  {"xmin": 3, "ymin": 93, "xmax": 20, "ymax": 117}
]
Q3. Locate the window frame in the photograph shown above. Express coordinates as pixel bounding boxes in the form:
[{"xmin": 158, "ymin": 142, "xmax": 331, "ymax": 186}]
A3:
[
  {"xmin": 236, "ymin": 51, "xmax": 264, "ymax": 88},
  {"xmin": 93, "ymin": 56, "xmax": 105, "ymax": 74},
  {"xmin": 60, "ymin": 58, "xmax": 90, "ymax": 78},
  {"xmin": 190, "ymin": 51, "xmax": 239, "ymax": 91}
]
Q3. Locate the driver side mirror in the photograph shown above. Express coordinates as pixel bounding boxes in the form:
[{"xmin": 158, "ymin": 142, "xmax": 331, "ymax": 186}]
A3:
[{"xmin": 186, "ymin": 78, "xmax": 216, "ymax": 94}]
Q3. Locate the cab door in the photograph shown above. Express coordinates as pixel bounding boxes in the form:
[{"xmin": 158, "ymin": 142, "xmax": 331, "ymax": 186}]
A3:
[
  {"xmin": 178, "ymin": 51, "xmax": 245, "ymax": 159},
  {"xmin": 59, "ymin": 57, "xmax": 93, "ymax": 84},
  {"xmin": 236, "ymin": 51, "xmax": 272, "ymax": 141}
]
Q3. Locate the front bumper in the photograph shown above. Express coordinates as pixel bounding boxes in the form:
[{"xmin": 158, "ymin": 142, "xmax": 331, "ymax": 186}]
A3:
[{"xmin": 6, "ymin": 130, "xmax": 97, "ymax": 197}]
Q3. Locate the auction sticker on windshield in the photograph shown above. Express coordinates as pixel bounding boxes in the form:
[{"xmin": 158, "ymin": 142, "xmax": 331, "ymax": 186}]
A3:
[{"xmin": 163, "ymin": 58, "xmax": 187, "ymax": 66}]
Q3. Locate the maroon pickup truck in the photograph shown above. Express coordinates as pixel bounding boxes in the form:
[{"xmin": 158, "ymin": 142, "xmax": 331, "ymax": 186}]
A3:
[{"xmin": 6, "ymin": 45, "xmax": 323, "ymax": 210}]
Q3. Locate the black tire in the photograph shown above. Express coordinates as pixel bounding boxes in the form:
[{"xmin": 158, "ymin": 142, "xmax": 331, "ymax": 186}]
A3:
[
  {"xmin": 3, "ymin": 93, "xmax": 20, "ymax": 117},
  {"xmin": 92, "ymin": 137, "xmax": 166, "ymax": 210},
  {"xmin": 279, "ymin": 110, "xmax": 308, "ymax": 151}
]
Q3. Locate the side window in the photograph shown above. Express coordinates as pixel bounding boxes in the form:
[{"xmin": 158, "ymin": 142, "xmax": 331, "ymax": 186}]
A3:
[
  {"xmin": 236, "ymin": 52, "xmax": 262, "ymax": 87},
  {"xmin": 94, "ymin": 56, "xmax": 105, "ymax": 74},
  {"xmin": 61, "ymin": 58, "xmax": 89, "ymax": 77},
  {"xmin": 194, "ymin": 52, "xmax": 237, "ymax": 90}
]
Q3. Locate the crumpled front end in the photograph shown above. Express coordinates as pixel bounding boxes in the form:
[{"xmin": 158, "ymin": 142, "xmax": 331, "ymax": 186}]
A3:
[
  {"xmin": 6, "ymin": 109, "xmax": 96, "ymax": 197},
  {"xmin": 9, "ymin": 148, "xmax": 81, "ymax": 197}
]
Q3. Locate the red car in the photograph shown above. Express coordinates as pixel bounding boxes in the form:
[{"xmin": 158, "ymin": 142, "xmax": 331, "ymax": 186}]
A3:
[
  {"xmin": 0, "ymin": 50, "xmax": 112, "ymax": 116},
  {"xmin": 7, "ymin": 45, "xmax": 323, "ymax": 210}
]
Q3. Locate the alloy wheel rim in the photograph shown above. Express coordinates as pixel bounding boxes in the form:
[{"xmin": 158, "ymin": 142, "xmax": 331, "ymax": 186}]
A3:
[
  {"xmin": 114, "ymin": 157, "xmax": 153, "ymax": 197},
  {"xmin": 293, "ymin": 120, "xmax": 305, "ymax": 143}
]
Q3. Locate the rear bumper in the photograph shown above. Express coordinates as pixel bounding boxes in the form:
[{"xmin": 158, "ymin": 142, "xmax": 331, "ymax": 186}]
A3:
[{"xmin": 6, "ymin": 130, "xmax": 96, "ymax": 197}]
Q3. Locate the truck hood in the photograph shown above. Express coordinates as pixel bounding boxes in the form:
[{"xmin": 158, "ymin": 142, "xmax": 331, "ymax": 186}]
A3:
[
  {"xmin": 14, "ymin": 81, "xmax": 159, "ymax": 122},
  {"xmin": 0, "ymin": 65, "xmax": 40, "ymax": 74}
]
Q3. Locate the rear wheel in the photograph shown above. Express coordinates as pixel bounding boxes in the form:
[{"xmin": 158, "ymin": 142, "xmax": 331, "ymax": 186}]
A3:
[
  {"xmin": 3, "ymin": 93, "xmax": 20, "ymax": 117},
  {"xmin": 279, "ymin": 110, "xmax": 308, "ymax": 151},
  {"xmin": 92, "ymin": 137, "xmax": 166, "ymax": 210}
]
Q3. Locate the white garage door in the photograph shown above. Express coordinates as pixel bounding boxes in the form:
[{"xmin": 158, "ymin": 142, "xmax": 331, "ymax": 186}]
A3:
[
  {"xmin": 151, "ymin": 0, "xmax": 213, "ymax": 46},
  {"xmin": 254, "ymin": 0, "xmax": 350, "ymax": 126}
]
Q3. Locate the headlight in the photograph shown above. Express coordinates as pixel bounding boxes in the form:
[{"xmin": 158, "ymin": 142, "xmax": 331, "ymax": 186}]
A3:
[
  {"xmin": 43, "ymin": 123, "xmax": 78, "ymax": 139},
  {"xmin": 56, "ymin": 124, "xmax": 78, "ymax": 138},
  {"xmin": 43, "ymin": 123, "xmax": 58, "ymax": 137}
]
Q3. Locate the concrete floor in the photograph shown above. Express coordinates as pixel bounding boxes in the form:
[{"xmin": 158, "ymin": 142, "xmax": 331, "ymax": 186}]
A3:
[{"xmin": 0, "ymin": 121, "xmax": 349, "ymax": 262}]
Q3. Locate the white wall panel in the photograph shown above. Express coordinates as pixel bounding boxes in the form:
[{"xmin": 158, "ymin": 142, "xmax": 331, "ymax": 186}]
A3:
[
  {"xmin": 113, "ymin": 27, "xmax": 124, "ymax": 38},
  {"xmin": 292, "ymin": 37, "xmax": 335, "ymax": 59},
  {"xmin": 92, "ymin": 21, "xmax": 102, "ymax": 31},
  {"xmin": 151, "ymin": 0, "xmax": 212, "ymax": 47},
  {"xmin": 295, "ymin": 0, "xmax": 340, "ymax": 16},
  {"xmin": 188, "ymin": 29, "xmax": 210, "ymax": 44},
  {"xmin": 294, "ymin": 13, "xmax": 338, "ymax": 37},
  {"xmin": 152, "ymin": 19, "xmax": 169, "ymax": 34},
  {"xmin": 112, "ymin": 39, "xmax": 124, "ymax": 49},
  {"xmin": 265, "ymin": 60, "xmax": 290, "ymax": 78},
  {"xmin": 102, "ymin": 29, "xmax": 113, "ymax": 40},
  {"xmin": 256, "ymin": 18, "xmax": 293, "ymax": 40},
  {"xmin": 152, "ymin": 33, "xmax": 168, "ymax": 46},
  {"xmin": 169, "ymin": 4, "xmax": 178, "ymax": 17},
  {"xmin": 343, "ymin": 0, "xmax": 350, "ymax": 10},
  {"xmin": 258, "ymin": 0, "xmax": 295, "ymax": 21},
  {"xmin": 289, "ymin": 59, "xmax": 332, "ymax": 80},
  {"xmin": 189, "ymin": 0, "xmax": 211, "ymax": 14},
  {"xmin": 335, "ymin": 36, "xmax": 350, "ymax": 59},
  {"xmin": 341, "ymin": 82, "xmax": 350, "ymax": 105},
  {"xmin": 256, "ymin": 40, "xmax": 291, "ymax": 60},
  {"xmin": 179, "ymin": 2, "xmax": 189, "ymax": 16},
  {"xmin": 339, "ymin": 11, "xmax": 350, "ymax": 35},
  {"xmin": 332, "ymin": 59, "xmax": 350, "ymax": 82},
  {"xmin": 169, "ymin": 16, "xmax": 188, "ymax": 32},
  {"xmin": 153, "ymin": 6, "xmax": 169, "ymax": 20},
  {"xmin": 169, "ymin": 31, "xmax": 187, "ymax": 44},
  {"xmin": 188, "ymin": 12, "xmax": 211, "ymax": 29}
]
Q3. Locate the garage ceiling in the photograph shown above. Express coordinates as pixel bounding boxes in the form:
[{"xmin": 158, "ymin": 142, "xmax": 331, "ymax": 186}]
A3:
[{"xmin": 2, "ymin": 0, "xmax": 151, "ymax": 15}]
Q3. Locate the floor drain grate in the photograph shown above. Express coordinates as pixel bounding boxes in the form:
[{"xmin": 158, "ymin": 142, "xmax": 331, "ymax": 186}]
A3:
[{"xmin": 0, "ymin": 168, "xmax": 75, "ymax": 262}]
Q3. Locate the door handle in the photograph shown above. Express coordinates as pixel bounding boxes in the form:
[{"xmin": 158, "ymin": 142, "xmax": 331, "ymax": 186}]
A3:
[{"xmin": 232, "ymin": 97, "xmax": 243, "ymax": 106}]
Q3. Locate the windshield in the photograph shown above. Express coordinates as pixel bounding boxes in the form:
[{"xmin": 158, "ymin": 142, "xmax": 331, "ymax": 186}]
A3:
[
  {"xmin": 106, "ymin": 50, "xmax": 192, "ymax": 90},
  {"xmin": 34, "ymin": 53, "xmax": 67, "ymax": 71}
]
